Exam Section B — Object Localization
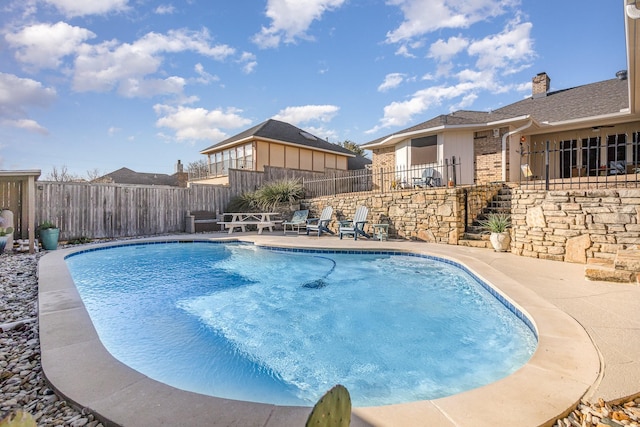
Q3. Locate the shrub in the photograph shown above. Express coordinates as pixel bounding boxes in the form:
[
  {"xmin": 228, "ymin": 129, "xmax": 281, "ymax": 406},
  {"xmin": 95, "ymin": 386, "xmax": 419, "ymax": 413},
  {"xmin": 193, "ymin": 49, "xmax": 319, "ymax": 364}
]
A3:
[
  {"xmin": 256, "ymin": 178, "xmax": 304, "ymax": 210},
  {"xmin": 479, "ymin": 213, "xmax": 511, "ymax": 233},
  {"xmin": 227, "ymin": 179, "xmax": 304, "ymax": 212}
]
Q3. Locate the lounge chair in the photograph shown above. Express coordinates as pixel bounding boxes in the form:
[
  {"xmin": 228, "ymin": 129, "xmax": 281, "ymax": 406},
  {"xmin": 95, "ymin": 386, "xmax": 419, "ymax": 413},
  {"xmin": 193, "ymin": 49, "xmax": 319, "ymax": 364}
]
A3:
[
  {"xmin": 339, "ymin": 206, "xmax": 370, "ymax": 240},
  {"xmin": 412, "ymin": 168, "xmax": 441, "ymax": 187},
  {"xmin": 282, "ymin": 209, "xmax": 309, "ymax": 234},
  {"xmin": 609, "ymin": 160, "xmax": 626, "ymax": 175},
  {"xmin": 306, "ymin": 206, "xmax": 334, "ymax": 236}
]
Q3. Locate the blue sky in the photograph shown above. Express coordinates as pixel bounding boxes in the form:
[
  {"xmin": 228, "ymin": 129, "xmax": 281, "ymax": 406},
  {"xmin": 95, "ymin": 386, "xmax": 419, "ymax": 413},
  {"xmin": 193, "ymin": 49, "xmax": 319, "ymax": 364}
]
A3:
[{"xmin": 0, "ymin": 0, "xmax": 628, "ymax": 178}]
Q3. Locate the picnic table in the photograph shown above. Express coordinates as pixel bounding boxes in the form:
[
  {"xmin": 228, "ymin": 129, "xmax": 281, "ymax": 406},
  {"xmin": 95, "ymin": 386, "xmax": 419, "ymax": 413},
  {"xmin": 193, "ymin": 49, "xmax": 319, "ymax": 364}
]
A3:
[{"xmin": 219, "ymin": 212, "xmax": 280, "ymax": 234}]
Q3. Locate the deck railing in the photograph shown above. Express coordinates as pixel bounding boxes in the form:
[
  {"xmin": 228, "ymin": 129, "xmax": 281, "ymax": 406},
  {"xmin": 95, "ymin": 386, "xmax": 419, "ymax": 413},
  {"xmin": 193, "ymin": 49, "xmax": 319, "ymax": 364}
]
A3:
[
  {"xmin": 302, "ymin": 159, "xmax": 462, "ymax": 198},
  {"xmin": 520, "ymin": 132, "xmax": 640, "ymax": 190}
]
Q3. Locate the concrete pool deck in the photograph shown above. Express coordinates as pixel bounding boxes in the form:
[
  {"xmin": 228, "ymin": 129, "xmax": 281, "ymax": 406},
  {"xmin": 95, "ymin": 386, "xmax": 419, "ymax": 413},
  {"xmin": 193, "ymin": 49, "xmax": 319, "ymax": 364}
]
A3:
[{"xmin": 37, "ymin": 233, "xmax": 640, "ymax": 426}]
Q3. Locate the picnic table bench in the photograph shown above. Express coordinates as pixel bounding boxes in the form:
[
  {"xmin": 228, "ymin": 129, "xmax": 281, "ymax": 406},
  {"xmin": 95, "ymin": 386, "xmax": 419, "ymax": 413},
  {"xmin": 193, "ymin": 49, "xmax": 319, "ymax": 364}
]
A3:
[{"xmin": 219, "ymin": 212, "xmax": 280, "ymax": 234}]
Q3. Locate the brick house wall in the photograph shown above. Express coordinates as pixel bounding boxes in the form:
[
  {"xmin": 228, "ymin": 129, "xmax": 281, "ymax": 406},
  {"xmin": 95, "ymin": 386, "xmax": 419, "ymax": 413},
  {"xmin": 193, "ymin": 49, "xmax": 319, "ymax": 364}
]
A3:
[{"xmin": 474, "ymin": 129, "xmax": 504, "ymax": 184}]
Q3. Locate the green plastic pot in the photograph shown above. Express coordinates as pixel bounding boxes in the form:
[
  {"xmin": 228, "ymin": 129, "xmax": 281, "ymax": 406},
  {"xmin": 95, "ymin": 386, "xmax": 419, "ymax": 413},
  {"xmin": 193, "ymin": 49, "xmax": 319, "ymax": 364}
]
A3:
[{"xmin": 40, "ymin": 228, "xmax": 60, "ymax": 250}]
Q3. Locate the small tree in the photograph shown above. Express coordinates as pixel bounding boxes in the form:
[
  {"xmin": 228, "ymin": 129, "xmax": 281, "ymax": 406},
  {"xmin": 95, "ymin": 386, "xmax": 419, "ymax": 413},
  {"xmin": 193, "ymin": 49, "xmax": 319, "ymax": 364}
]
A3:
[
  {"xmin": 187, "ymin": 159, "xmax": 210, "ymax": 179},
  {"xmin": 45, "ymin": 165, "xmax": 83, "ymax": 182},
  {"xmin": 338, "ymin": 140, "xmax": 365, "ymax": 156}
]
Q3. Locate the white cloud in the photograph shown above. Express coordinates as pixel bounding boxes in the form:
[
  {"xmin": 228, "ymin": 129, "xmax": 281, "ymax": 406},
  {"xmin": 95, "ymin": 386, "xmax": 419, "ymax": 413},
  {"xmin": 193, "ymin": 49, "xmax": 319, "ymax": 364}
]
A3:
[
  {"xmin": 378, "ymin": 73, "xmax": 406, "ymax": 92},
  {"xmin": 5, "ymin": 21, "xmax": 96, "ymax": 70},
  {"xmin": 366, "ymin": 82, "xmax": 478, "ymax": 133},
  {"xmin": 385, "ymin": 0, "xmax": 514, "ymax": 44},
  {"xmin": 252, "ymin": 0, "xmax": 347, "ymax": 48},
  {"xmin": 73, "ymin": 29, "xmax": 235, "ymax": 96},
  {"xmin": 153, "ymin": 104, "xmax": 252, "ymax": 142},
  {"xmin": 108, "ymin": 126, "xmax": 121, "ymax": 136},
  {"xmin": 468, "ymin": 19, "xmax": 534, "ymax": 71},
  {"xmin": 118, "ymin": 76, "xmax": 186, "ymax": 98},
  {"xmin": 43, "ymin": 0, "xmax": 129, "ymax": 17},
  {"xmin": 1, "ymin": 118, "xmax": 49, "ymax": 134},
  {"xmin": 238, "ymin": 52, "xmax": 257, "ymax": 74},
  {"xmin": 0, "ymin": 72, "xmax": 55, "ymax": 134},
  {"xmin": 428, "ymin": 36, "xmax": 469, "ymax": 62},
  {"xmin": 272, "ymin": 105, "xmax": 339, "ymax": 125},
  {"xmin": 154, "ymin": 4, "xmax": 176, "ymax": 14},
  {"xmin": 370, "ymin": 9, "xmax": 534, "ymax": 133},
  {"xmin": 193, "ymin": 63, "xmax": 219, "ymax": 84},
  {"xmin": 305, "ymin": 126, "xmax": 338, "ymax": 142}
]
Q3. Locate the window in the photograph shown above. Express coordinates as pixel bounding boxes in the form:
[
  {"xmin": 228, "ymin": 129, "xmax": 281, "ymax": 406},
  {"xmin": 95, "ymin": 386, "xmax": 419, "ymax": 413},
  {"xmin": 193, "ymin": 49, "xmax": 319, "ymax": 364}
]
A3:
[
  {"xmin": 607, "ymin": 133, "xmax": 626, "ymax": 164},
  {"xmin": 559, "ymin": 139, "xmax": 577, "ymax": 178},
  {"xmin": 209, "ymin": 143, "xmax": 255, "ymax": 177},
  {"xmin": 581, "ymin": 137, "xmax": 600, "ymax": 176},
  {"xmin": 410, "ymin": 135, "xmax": 437, "ymax": 165}
]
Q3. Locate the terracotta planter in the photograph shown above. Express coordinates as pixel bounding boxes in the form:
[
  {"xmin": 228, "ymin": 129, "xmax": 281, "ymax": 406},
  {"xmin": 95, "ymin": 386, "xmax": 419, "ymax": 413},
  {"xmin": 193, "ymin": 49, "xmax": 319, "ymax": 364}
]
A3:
[{"xmin": 489, "ymin": 231, "xmax": 511, "ymax": 252}]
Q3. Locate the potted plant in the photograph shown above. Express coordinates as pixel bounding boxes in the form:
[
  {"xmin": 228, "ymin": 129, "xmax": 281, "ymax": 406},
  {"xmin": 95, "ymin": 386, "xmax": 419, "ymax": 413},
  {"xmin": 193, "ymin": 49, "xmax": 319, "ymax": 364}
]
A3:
[
  {"xmin": 0, "ymin": 222, "xmax": 14, "ymax": 253},
  {"xmin": 480, "ymin": 213, "xmax": 511, "ymax": 252},
  {"xmin": 38, "ymin": 221, "xmax": 60, "ymax": 250}
]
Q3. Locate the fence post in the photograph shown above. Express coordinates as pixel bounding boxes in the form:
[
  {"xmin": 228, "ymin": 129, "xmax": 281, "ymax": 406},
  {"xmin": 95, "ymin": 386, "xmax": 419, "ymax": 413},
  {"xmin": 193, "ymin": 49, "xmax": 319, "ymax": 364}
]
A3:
[
  {"xmin": 333, "ymin": 173, "xmax": 337, "ymax": 195},
  {"xmin": 545, "ymin": 140, "xmax": 550, "ymax": 190},
  {"xmin": 452, "ymin": 156, "xmax": 457, "ymax": 185},
  {"xmin": 380, "ymin": 168, "xmax": 385, "ymax": 193}
]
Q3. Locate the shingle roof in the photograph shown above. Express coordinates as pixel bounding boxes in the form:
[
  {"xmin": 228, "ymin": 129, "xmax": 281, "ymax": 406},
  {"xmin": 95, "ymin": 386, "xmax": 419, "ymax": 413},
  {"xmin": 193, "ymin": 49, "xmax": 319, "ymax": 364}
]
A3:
[
  {"xmin": 494, "ymin": 78, "xmax": 628, "ymax": 122},
  {"xmin": 95, "ymin": 167, "xmax": 180, "ymax": 186},
  {"xmin": 348, "ymin": 154, "xmax": 372, "ymax": 170},
  {"xmin": 363, "ymin": 77, "xmax": 629, "ymax": 147},
  {"xmin": 200, "ymin": 119, "xmax": 355, "ymax": 157}
]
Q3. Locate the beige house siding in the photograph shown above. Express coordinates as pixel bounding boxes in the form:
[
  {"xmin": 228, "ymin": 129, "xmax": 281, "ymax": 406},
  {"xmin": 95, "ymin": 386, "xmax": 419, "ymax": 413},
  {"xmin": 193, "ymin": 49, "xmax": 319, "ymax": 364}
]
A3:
[
  {"xmin": 442, "ymin": 130, "xmax": 475, "ymax": 185},
  {"xmin": 270, "ymin": 144, "xmax": 285, "ymax": 168},
  {"xmin": 286, "ymin": 146, "xmax": 299, "ymax": 169},
  {"xmin": 313, "ymin": 151, "xmax": 325, "ymax": 171},
  {"xmin": 248, "ymin": 139, "xmax": 350, "ymax": 173},
  {"xmin": 256, "ymin": 141, "xmax": 269, "ymax": 171},
  {"xmin": 300, "ymin": 148, "xmax": 313, "ymax": 170}
]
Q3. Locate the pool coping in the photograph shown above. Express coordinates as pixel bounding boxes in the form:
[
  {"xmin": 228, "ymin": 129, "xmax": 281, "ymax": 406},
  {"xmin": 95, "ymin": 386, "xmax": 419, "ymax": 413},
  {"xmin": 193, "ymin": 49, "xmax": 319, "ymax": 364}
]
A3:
[{"xmin": 38, "ymin": 235, "xmax": 601, "ymax": 427}]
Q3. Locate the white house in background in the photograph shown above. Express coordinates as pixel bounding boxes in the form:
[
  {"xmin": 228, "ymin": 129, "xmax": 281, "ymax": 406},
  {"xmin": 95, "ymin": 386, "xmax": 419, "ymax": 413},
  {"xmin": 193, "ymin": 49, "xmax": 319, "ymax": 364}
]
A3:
[{"xmin": 361, "ymin": 0, "xmax": 640, "ymax": 186}]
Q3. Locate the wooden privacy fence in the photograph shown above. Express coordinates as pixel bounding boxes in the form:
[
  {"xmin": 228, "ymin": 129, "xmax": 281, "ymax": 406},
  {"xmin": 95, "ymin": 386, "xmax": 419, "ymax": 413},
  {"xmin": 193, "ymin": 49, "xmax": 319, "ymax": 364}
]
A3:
[{"xmin": 35, "ymin": 182, "xmax": 231, "ymax": 240}]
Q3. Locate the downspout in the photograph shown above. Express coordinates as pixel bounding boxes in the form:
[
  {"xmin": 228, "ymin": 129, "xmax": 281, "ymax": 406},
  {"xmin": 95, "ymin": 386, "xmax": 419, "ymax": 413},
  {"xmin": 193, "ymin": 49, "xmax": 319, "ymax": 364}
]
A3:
[
  {"xmin": 626, "ymin": 0, "xmax": 640, "ymax": 19},
  {"xmin": 501, "ymin": 119, "xmax": 533, "ymax": 181}
]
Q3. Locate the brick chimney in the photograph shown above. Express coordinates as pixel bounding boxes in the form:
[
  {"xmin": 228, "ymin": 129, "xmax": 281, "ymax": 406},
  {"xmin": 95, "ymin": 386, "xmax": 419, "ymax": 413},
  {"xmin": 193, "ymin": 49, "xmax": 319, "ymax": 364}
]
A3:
[
  {"xmin": 173, "ymin": 160, "xmax": 189, "ymax": 187},
  {"xmin": 532, "ymin": 72, "xmax": 550, "ymax": 98}
]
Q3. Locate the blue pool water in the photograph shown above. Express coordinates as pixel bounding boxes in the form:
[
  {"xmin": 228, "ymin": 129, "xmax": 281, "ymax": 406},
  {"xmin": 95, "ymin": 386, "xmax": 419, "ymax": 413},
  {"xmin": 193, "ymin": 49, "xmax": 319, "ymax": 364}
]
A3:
[{"xmin": 65, "ymin": 242, "xmax": 537, "ymax": 407}]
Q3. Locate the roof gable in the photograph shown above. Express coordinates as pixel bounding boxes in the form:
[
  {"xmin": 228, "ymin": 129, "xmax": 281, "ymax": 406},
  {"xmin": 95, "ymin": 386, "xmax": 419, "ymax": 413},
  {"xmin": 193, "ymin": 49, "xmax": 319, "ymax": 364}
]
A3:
[{"xmin": 201, "ymin": 119, "xmax": 354, "ymax": 156}]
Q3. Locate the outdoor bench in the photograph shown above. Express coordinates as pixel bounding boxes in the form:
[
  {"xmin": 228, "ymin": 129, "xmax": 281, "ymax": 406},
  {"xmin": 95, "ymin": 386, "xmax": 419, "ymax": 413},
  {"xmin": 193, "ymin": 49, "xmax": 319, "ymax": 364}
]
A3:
[{"xmin": 185, "ymin": 210, "xmax": 220, "ymax": 233}]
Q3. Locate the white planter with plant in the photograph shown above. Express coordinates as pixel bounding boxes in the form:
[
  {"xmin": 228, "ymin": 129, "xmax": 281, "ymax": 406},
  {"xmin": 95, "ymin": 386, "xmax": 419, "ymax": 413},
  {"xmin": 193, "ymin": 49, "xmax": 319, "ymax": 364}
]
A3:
[
  {"xmin": 480, "ymin": 213, "xmax": 511, "ymax": 252},
  {"xmin": 0, "ymin": 209, "xmax": 14, "ymax": 253}
]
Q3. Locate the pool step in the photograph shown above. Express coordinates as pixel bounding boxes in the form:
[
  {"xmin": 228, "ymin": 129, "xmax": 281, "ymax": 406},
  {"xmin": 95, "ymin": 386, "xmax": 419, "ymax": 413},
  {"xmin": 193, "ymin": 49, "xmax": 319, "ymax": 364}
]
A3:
[{"xmin": 585, "ymin": 247, "xmax": 640, "ymax": 284}]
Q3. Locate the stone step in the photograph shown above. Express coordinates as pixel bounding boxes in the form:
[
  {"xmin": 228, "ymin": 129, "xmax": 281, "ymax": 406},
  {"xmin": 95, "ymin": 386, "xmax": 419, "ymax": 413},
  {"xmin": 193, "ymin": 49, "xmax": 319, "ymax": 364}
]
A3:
[
  {"xmin": 585, "ymin": 258, "xmax": 636, "ymax": 283},
  {"xmin": 462, "ymin": 232, "xmax": 489, "ymax": 241},
  {"xmin": 614, "ymin": 247, "xmax": 640, "ymax": 271},
  {"xmin": 457, "ymin": 239, "xmax": 493, "ymax": 249}
]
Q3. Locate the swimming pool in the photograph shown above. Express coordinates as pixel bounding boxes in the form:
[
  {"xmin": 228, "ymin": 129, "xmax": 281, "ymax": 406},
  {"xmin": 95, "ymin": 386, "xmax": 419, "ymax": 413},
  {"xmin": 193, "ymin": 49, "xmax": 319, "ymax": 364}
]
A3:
[{"xmin": 65, "ymin": 241, "xmax": 537, "ymax": 407}]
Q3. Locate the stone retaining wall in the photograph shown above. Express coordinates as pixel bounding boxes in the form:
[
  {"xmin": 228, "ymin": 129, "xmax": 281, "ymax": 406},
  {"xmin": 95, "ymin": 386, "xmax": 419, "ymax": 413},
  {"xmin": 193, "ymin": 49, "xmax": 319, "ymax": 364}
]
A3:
[
  {"xmin": 511, "ymin": 188, "xmax": 640, "ymax": 263},
  {"xmin": 303, "ymin": 183, "xmax": 502, "ymax": 244}
]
